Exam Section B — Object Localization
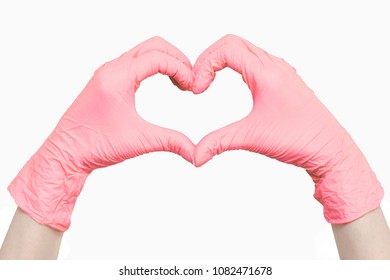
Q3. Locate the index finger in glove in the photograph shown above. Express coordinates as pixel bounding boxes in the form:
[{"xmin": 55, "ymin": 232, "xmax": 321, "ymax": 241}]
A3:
[
  {"xmin": 192, "ymin": 34, "xmax": 265, "ymax": 94},
  {"xmin": 129, "ymin": 51, "xmax": 194, "ymax": 93}
]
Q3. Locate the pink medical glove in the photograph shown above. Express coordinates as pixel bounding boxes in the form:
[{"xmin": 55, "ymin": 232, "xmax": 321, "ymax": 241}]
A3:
[
  {"xmin": 8, "ymin": 37, "xmax": 195, "ymax": 231},
  {"xmin": 193, "ymin": 34, "xmax": 383, "ymax": 224}
]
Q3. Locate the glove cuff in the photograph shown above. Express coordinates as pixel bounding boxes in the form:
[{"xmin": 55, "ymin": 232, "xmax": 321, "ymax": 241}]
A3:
[
  {"xmin": 313, "ymin": 132, "xmax": 384, "ymax": 224},
  {"xmin": 8, "ymin": 137, "xmax": 90, "ymax": 231}
]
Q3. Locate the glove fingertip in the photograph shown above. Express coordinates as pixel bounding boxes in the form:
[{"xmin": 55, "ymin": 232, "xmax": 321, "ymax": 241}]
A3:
[
  {"xmin": 193, "ymin": 153, "xmax": 212, "ymax": 168},
  {"xmin": 192, "ymin": 74, "xmax": 215, "ymax": 94},
  {"xmin": 194, "ymin": 143, "xmax": 216, "ymax": 167}
]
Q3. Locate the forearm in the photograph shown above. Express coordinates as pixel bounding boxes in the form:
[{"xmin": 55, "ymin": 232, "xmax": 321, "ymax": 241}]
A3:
[
  {"xmin": 332, "ymin": 206, "xmax": 390, "ymax": 259},
  {"xmin": 0, "ymin": 207, "xmax": 63, "ymax": 260}
]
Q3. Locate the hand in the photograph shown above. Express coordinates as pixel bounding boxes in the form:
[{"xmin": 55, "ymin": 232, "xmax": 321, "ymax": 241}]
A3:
[
  {"xmin": 8, "ymin": 37, "xmax": 195, "ymax": 231},
  {"xmin": 192, "ymin": 34, "xmax": 383, "ymax": 224}
]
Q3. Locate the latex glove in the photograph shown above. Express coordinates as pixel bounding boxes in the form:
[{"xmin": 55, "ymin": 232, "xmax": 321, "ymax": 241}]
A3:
[
  {"xmin": 192, "ymin": 34, "xmax": 383, "ymax": 224},
  {"xmin": 8, "ymin": 37, "xmax": 195, "ymax": 231}
]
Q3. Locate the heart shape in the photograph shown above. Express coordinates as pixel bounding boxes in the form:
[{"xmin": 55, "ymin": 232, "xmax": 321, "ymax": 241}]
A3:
[
  {"xmin": 135, "ymin": 68, "xmax": 253, "ymax": 145},
  {"xmin": 129, "ymin": 34, "xmax": 261, "ymax": 168}
]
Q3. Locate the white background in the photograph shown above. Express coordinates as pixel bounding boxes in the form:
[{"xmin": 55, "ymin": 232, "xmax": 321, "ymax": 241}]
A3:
[{"xmin": 0, "ymin": 0, "xmax": 389, "ymax": 260}]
